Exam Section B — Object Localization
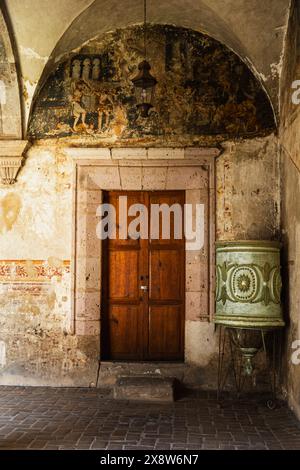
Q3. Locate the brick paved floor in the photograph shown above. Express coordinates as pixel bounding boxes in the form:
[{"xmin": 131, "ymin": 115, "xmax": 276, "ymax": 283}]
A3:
[{"xmin": 0, "ymin": 387, "xmax": 299, "ymax": 450}]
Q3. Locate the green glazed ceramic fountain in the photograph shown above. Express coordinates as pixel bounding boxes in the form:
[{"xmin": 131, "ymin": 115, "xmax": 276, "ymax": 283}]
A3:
[{"xmin": 215, "ymin": 240, "xmax": 284, "ymax": 329}]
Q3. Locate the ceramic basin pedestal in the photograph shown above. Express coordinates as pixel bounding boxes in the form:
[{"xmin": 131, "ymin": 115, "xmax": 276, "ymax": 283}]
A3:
[
  {"xmin": 215, "ymin": 240, "xmax": 284, "ymax": 384},
  {"xmin": 215, "ymin": 240, "xmax": 284, "ymax": 329}
]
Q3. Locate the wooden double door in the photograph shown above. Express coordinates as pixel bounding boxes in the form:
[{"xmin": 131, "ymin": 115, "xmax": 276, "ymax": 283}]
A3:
[{"xmin": 101, "ymin": 190, "xmax": 185, "ymax": 361}]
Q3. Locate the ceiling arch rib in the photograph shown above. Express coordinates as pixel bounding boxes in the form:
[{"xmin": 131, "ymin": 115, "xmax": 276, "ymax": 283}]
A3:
[{"xmin": 0, "ymin": 7, "xmax": 22, "ymax": 138}]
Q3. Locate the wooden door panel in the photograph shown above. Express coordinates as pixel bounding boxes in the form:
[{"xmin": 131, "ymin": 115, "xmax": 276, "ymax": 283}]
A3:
[
  {"xmin": 147, "ymin": 191, "xmax": 185, "ymax": 360},
  {"xmin": 102, "ymin": 191, "xmax": 147, "ymax": 360},
  {"xmin": 108, "ymin": 305, "xmax": 141, "ymax": 359},
  {"xmin": 149, "ymin": 249, "xmax": 183, "ymax": 301},
  {"xmin": 148, "ymin": 306, "xmax": 183, "ymax": 359},
  {"xmin": 108, "ymin": 250, "xmax": 139, "ymax": 301},
  {"xmin": 108, "ymin": 192, "xmax": 143, "ymax": 246},
  {"xmin": 102, "ymin": 190, "xmax": 185, "ymax": 361},
  {"xmin": 149, "ymin": 191, "xmax": 185, "ymax": 245}
]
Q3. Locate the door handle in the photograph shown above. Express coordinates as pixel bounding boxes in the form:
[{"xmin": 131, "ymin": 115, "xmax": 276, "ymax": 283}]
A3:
[{"xmin": 140, "ymin": 285, "xmax": 148, "ymax": 291}]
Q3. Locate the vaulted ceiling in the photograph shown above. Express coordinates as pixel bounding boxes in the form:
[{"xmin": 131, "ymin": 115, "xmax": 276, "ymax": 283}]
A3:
[{"xmin": 3, "ymin": 0, "xmax": 292, "ymax": 127}]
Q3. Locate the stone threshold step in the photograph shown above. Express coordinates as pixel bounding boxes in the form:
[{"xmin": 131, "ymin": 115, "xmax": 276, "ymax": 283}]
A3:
[{"xmin": 113, "ymin": 375, "xmax": 176, "ymax": 402}]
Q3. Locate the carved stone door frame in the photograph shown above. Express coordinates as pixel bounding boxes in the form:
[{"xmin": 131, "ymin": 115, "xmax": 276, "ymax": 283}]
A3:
[{"xmin": 66, "ymin": 147, "xmax": 220, "ymax": 362}]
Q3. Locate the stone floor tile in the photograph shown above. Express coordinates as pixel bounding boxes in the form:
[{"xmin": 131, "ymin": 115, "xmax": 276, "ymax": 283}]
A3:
[{"xmin": 0, "ymin": 387, "xmax": 298, "ymax": 450}]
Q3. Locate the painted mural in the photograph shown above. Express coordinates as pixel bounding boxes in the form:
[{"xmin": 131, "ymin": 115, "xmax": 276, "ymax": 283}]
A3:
[{"xmin": 28, "ymin": 25, "xmax": 275, "ymax": 142}]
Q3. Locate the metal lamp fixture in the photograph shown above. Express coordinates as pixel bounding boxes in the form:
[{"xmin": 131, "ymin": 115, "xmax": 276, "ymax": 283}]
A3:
[{"xmin": 131, "ymin": 0, "xmax": 157, "ymax": 117}]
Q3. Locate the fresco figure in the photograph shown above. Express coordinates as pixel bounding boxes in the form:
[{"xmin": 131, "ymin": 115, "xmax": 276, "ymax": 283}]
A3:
[
  {"xmin": 96, "ymin": 88, "xmax": 114, "ymax": 131},
  {"xmin": 82, "ymin": 58, "xmax": 91, "ymax": 80},
  {"xmin": 70, "ymin": 80, "xmax": 90, "ymax": 131},
  {"xmin": 92, "ymin": 58, "xmax": 101, "ymax": 80},
  {"xmin": 71, "ymin": 60, "xmax": 81, "ymax": 79}
]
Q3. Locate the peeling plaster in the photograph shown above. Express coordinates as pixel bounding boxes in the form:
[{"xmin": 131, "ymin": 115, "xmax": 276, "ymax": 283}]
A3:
[{"xmin": 270, "ymin": 61, "xmax": 282, "ymax": 79}]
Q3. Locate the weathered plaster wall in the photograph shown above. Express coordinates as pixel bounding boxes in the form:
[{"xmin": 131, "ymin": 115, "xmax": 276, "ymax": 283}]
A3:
[
  {"xmin": 0, "ymin": 145, "xmax": 98, "ymax": 386},
  {"xmin": 0, "ymin": 133, "xmax": 281, "ymax": 387},
  {"xmin": 3, "ymin": 0, "xmax": 94, "ymax": 124},
  {"xmin": 216, "ymin": 135, "xmax": 280, "ymax": 242},
  {"xmin": 280, "ymin": 1, "xmax": 300, "ymax": 420}
]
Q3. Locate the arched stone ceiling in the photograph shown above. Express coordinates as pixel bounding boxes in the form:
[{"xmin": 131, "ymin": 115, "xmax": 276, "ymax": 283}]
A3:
[
  {"xmin": 0, "ymin": 7, "xmax": 22, "ymax": 138},
  {"xmin": 3, "ymin": 0, "xmax": 95, "ymax": 124},
  {"xmin": 4, "ymin": 0, "xmax": 291, "ymax": 131}
]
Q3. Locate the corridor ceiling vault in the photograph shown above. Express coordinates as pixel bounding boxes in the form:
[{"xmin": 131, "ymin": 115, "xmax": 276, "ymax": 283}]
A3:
[{"xmin": 3, "ymin": 0, "xmax": 292, "ymax": 133}]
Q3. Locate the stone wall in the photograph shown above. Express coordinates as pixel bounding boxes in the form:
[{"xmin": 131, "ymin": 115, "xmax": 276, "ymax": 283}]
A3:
[{"xmin": 280, "ymin": 1, "xmax": 300, "ymax": 420}]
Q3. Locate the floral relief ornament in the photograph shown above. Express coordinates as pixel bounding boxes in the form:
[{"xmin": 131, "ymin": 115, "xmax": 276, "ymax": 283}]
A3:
[
  {"xmin": 216, "ymin": 261, "xmax": 281, "ymax": 306},
  {"xmin": 236, "ymin": 273, "xmax": 251, "ymax": 292}
]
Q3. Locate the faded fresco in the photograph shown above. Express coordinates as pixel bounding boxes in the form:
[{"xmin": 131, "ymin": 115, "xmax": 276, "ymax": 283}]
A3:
[{"xmin": 28, "ymin": 25, "xmax": 275, "ymax": 142}]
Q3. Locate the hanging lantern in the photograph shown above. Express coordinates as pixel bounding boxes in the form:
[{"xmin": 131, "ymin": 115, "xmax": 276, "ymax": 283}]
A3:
[
  {"xmin": 131, "ymin": 0, "xmax": 157, "ymax": 118},
  {"xmin": 132, "ymin": 60, "xmax": 157, "ymax": 117}
]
